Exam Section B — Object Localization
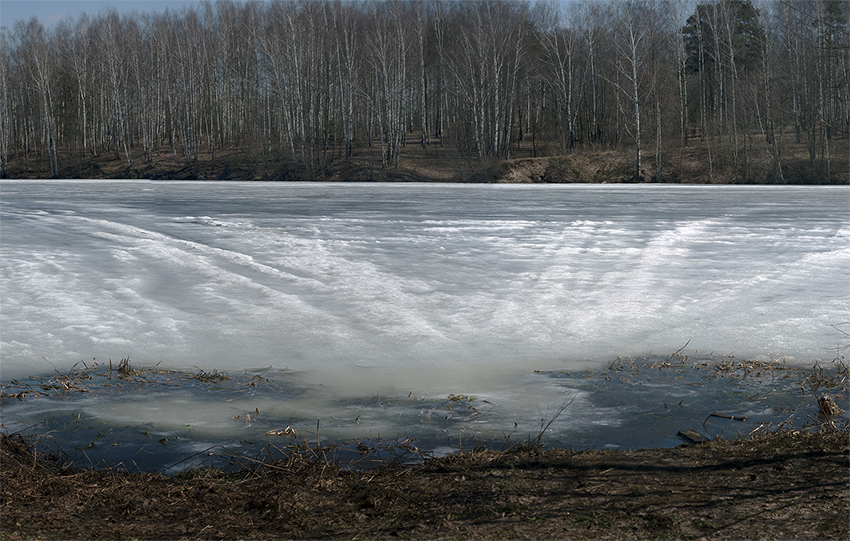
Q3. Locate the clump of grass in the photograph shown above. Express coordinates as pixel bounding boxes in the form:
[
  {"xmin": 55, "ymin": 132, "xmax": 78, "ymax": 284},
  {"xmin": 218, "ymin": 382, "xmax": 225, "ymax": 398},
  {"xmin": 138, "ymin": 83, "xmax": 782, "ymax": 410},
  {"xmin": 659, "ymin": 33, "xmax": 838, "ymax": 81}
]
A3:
[
  {"xmin": 0, "ymin": 381, "xmax": 39, "ymax": 401},
  {"xmin": 804, "ymin": 356, "xmax": 849, "ymax": 392},
  {"xmin": 114, "ymin": 356, "xmax": 137, "ymax": 377},
  {"xmin": 1, "ymin": 358, "xmax": 95, "ymax": 400},
  {"xmin": 192, "ymin": 369, "xmax": 231, "ymax": 383},
  {"xmin": 42, "ymin": 360, "xmax": 93, "ymax": 393},
  {"xmin": 0, "ymin": 431, "xmax": 71, "ymax": 474},
  {"xmin": 746, "ymin": 416, "xmax": 850, "ymax": 441}
]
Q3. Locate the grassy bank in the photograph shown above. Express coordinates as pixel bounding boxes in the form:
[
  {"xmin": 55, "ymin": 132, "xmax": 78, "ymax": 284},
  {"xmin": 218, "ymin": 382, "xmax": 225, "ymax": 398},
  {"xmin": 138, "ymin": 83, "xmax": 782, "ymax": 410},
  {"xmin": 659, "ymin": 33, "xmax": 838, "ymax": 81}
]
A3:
[
  {"xmin": 4, "ymin": 133, "xmax": 848, "ymax": 184},
  {"xmin": 1, "ymin": 426, "xmax": 848, "ymax": 540}
]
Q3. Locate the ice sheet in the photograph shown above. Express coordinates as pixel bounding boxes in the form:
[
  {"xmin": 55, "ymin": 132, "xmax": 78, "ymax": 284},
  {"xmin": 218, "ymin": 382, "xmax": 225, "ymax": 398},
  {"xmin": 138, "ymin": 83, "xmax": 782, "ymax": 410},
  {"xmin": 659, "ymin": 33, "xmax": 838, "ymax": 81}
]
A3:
[{"xmin": 1, "ymin": 182, "xmax": 848, "ymax": 465}]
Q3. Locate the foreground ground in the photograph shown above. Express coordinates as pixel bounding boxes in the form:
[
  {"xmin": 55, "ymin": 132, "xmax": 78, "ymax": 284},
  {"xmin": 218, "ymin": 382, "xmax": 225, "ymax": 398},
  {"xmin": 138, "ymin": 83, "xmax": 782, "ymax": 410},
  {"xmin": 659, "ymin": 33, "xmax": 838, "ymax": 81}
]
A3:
[{"xmin": 1, "ymin": 428, "xmax": 847, "ymax": 540}]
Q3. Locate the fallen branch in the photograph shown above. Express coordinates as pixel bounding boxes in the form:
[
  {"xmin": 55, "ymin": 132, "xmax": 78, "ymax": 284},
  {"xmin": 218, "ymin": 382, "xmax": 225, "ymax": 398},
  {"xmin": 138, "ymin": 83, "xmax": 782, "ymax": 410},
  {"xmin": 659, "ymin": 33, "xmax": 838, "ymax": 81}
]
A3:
[{"xmin": 703, "ymin": 413, "xmax": 749, "ymax": 428}]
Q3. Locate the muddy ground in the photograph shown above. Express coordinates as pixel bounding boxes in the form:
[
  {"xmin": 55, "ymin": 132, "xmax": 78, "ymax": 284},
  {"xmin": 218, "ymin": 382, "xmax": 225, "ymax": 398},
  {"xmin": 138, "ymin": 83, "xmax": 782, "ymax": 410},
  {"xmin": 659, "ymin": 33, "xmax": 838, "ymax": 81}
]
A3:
[{"xmin": 1, "ymin": 427, "xmax": 847, "ymax": 540}]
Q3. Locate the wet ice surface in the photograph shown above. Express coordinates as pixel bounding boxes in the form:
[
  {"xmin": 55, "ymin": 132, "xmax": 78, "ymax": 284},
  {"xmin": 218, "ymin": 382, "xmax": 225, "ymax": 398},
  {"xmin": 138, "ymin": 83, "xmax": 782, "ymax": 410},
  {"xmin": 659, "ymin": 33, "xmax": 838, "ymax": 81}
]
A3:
[
  {"xmin": 1, "ymin": 357, "xmax": 846, "ymax": 473},
  {"xmin": 1, "ymin": 182, "xmax": 848, "ymax": 470}
]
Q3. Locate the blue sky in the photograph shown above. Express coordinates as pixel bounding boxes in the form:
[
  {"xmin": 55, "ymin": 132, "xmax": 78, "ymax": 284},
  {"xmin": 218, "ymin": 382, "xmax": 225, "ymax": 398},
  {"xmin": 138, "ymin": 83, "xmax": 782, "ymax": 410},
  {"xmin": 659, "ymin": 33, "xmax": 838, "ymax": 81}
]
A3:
[{"xmin": 0, "ymin": 0, "xmax": 203, "ymax": 30}]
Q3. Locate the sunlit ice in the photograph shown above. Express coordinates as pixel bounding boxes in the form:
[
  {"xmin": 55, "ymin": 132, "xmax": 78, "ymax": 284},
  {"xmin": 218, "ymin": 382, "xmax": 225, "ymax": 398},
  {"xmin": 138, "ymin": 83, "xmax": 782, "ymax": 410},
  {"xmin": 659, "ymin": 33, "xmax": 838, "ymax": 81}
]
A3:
[{"xmin": 1, "ymin": 181, "xmax": 848, "ymax": 468}]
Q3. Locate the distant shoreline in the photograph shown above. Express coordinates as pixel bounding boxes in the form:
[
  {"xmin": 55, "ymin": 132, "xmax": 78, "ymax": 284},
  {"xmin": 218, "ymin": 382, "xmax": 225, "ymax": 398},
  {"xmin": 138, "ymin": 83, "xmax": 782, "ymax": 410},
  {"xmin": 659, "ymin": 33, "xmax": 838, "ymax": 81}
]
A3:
[{"xmin": 4, "ymin": 140, "xmax": 848, "ymax": 184}]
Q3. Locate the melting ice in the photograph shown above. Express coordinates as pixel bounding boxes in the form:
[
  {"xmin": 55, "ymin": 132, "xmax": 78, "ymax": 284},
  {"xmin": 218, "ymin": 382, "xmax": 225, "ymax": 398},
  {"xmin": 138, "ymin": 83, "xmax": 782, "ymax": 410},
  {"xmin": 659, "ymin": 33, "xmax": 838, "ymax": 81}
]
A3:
[{"xmin": 1, "ymin": 181, "xmax": 848, "ymax": 469}]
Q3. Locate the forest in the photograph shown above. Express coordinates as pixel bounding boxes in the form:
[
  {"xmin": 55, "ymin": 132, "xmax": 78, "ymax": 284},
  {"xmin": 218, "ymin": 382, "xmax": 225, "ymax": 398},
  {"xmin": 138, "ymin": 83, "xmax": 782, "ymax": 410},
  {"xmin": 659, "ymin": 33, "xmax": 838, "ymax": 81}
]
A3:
[{"xmin": 0, "ymin": 0, "xmax": 848, "ymax": 182}]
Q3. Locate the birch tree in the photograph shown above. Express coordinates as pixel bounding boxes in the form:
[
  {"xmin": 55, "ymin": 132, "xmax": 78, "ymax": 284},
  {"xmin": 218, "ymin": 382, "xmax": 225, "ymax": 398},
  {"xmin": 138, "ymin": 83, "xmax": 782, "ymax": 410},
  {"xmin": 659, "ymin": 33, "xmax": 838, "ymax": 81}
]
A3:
[
  {"xmin": 612, "ymin": 1, "xmax": 648, "ymax": 181},
  {"xmin": 0, "ymin": 29, "xmax": 10, "ymax": 176},
  {"xmin": 18, "ymin": 18, "xmax": 60, "ymax": 176},
  {"xmin": 365, "ymin": 0, "xmax": 408, "ymax": 168},
  {"xmin": 535, "ymin": 0, "xmax": 582, "ymax": 152}
]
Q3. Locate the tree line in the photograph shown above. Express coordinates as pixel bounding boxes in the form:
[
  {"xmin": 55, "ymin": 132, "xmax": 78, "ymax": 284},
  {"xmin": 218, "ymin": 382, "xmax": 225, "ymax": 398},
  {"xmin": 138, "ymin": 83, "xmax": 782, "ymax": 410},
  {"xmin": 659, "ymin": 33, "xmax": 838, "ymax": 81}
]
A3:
[{"xmin": 0, "ymin": 0, "xmax": 847, "ymax": 181}]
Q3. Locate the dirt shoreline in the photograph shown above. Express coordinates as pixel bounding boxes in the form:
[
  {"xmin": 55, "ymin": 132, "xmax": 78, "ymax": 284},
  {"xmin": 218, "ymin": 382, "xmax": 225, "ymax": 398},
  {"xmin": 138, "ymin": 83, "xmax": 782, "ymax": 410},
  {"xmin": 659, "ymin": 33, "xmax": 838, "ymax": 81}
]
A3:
[
  {"xmin": 2, "ymin": 428, "xmax": 847, "ymax": 540},
  {"xmin": 4, "ymin": 137, "xmax": 848, "ymax": 184}
]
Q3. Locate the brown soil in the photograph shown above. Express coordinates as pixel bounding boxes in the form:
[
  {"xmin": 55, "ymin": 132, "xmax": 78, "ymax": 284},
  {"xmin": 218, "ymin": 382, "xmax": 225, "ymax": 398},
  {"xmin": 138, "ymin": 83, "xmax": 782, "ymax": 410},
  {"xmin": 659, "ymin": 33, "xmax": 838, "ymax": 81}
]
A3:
[
  {"xmin": 2, "ymin": 428, "xmax": 847, "ymax": 540},
  {"xmin": 4, "ymin": 133, "xmax": 848, "ymax": 184},
  {"xmin": 2, "ymin": 136, "xmax": 480, "ymax": 182}
]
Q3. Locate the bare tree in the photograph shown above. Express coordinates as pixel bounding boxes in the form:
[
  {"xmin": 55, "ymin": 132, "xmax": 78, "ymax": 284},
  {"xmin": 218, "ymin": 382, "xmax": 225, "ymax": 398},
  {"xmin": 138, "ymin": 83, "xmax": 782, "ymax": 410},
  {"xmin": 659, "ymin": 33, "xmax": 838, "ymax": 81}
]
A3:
[
  {"xmin": 0, "ymin": 28, "xmax": 10, "ymax": 176},
  {"xmin": 98, "ymin": 10, "xmax": 134, "ymax": 166},
  {"xmin": 1, "ymin": 0, "xmax": 845, "ymax": 182},
  {"xmin": 667, "ymin": 1, "xmax": 689, "ymax": 146},
  {"xmin": 611, "ymin": 1, "xmax": 648, "ymax": 181},
  {"xmin": 17, "ymin": 18, "xmax": 60, "ymax": 176},
  {"xmin": 535, "ymin": 0, "xmax": 582, "ymax": 152}
]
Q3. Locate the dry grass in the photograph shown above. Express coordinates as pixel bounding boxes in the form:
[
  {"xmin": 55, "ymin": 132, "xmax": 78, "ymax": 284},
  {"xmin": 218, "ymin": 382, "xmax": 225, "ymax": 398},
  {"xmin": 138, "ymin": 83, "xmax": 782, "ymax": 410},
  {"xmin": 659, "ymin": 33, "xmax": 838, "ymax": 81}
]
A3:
[
  {"xmin": 2, "ymin": 422, "xmax": 848, "ymax": 540},
  {"xmin": 4, "ymin": 131, "xmax": 847, "ymax": 184}
]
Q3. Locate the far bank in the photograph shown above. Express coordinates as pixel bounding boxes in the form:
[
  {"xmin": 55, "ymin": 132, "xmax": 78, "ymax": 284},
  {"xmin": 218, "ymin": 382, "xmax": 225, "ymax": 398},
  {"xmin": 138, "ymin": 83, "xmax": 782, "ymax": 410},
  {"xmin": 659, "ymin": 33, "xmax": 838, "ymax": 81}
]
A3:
[{"xmin": 4, "ymin": 134, "xmax": 848, "ymax": 184}]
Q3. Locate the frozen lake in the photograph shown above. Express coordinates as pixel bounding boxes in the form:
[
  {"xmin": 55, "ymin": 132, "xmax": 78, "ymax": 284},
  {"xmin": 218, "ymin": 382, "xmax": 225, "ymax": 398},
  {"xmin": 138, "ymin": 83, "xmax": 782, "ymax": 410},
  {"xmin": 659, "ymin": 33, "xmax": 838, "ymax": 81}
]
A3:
[{"xmin": 1, "ymin": 182, "xmax": 848, "ymax": 470}]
